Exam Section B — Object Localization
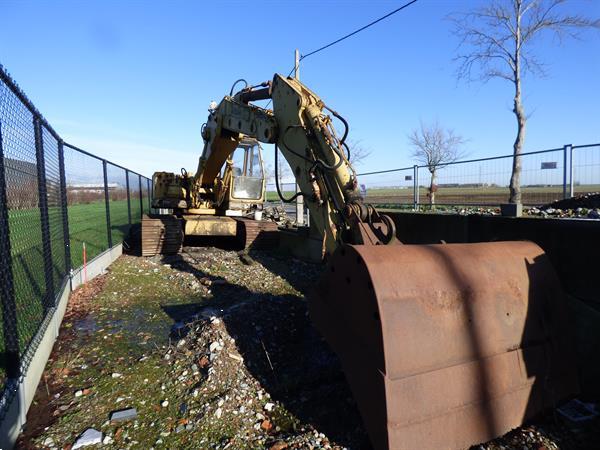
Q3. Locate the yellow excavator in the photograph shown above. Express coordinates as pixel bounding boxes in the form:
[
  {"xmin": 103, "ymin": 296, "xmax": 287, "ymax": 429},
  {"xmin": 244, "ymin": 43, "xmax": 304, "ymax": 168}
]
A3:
[
  {"xmin": 144, "ymin": 74, "xmax": 577, "ymax": 449},
  {"xmin": 142, "ymin": 135, "xmax": 278, "ymax": 255}
]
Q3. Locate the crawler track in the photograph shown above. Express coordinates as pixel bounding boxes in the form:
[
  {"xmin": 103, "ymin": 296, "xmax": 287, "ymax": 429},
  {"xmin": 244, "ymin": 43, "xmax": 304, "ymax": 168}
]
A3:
[
  {"xmin": 141, "ymin": 214, "xmax": 279, "ymax": 256},
  {"xmin": 235, "ymin": 217, "xmax": 279, "ymax": 250},
  {"xmin": 141, "ymin": 214, "xmax": 184, "ymax": 256}
]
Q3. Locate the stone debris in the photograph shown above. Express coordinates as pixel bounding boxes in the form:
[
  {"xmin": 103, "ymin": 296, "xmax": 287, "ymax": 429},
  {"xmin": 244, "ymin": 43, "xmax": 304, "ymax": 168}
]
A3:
[
  {"xmin": 72, "ymin": 428, "xmax": 102, "ymax": 449},
  {"xmin": 109, "ymin": 407, "xmax": 138, "ymax": 422},
  {"xmin": 19, "ymin": 247, "xmax": 599, "ymax": 450}
]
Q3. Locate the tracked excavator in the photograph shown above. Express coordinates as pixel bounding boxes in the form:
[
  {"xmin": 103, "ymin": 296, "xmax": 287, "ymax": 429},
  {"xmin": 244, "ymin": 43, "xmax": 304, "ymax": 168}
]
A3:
[
  {"xmin": 144, "ymin": 74, "xmax": 577, "ymax": 449},
  {"xmin": 142, "ymin": 135, "xmax": 278, "ymax": 255}
]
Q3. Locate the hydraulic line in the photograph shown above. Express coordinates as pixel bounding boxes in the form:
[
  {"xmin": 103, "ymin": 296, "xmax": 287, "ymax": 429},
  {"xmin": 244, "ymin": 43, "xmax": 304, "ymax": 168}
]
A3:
[{"xmin": 274, "ymin": 144, "xmax": 306, "ymax": 203}]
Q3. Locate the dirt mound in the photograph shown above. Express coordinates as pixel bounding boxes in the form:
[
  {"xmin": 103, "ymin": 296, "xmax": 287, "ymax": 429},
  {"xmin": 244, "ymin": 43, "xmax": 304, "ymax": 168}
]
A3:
[{"xmin": 542, "ymin": 192, "xmax": 600, "ymax": 211}]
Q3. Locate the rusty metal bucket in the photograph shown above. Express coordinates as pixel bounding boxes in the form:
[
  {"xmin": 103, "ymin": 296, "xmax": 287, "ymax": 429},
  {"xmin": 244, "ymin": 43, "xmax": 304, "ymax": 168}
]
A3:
[{"xmin": 310, "ymin": 241, "xmax": 577, "ymax": 450}]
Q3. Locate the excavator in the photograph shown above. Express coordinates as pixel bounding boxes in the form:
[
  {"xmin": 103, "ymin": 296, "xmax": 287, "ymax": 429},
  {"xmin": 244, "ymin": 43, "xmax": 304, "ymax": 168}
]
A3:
[
  {"xmin": 142, "ymin": 136, "xmax": 278, "ymax": 255},
  {"xmin": 143, "ymin": 74, "xmax": 577, "ymax": 449}
]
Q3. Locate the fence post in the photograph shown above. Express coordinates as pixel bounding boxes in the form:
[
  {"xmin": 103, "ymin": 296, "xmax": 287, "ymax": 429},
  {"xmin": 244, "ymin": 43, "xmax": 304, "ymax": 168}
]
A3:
[
  {"xmin": 562, "ymin": 144, "xmax": 572, "ymax": 200},
  {"xmin": 568, "ymin": 145, "xmax": 574, "ymax": 198},
  {"xmin": 125, "ymin": 169, "xmax": 132, "ymax": 226},
  {"xmin": 413, "ymin": 165, "xmax": 419, "ymax": 211},
  {"xmin": 103, "ymin": 161, "xmax": 112, "ymax": 248},
  {"xmin": 147, "ymin": 178, "xmax": 151, "ymax": 211},
  {"xmin": 0, "ymin": 120, "xmax": 21, "ymax": 379},
  {"xmin": 138, "ymin": 174, "xmax": 143, "ymax": 218},
  {"xmin": 34, "ymin": 118, "xmax": 55, "ymax": 310},
  {"xmin": 57, "ymin": 140, "xmax": 71, "ymax": 273}
]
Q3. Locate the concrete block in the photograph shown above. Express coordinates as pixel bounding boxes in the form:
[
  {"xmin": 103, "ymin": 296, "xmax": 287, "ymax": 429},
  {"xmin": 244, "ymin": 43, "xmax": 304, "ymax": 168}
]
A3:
[{"xmin": 500, "ymin": 203, "xmax": 523, "ymax": 217}]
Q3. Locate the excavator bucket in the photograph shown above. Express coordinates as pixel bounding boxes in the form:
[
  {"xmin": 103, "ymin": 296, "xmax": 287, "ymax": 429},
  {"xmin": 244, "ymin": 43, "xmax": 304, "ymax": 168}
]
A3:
[{"xmin": 310, "ymin": 241, "xmax": 577, "ymax": 450}]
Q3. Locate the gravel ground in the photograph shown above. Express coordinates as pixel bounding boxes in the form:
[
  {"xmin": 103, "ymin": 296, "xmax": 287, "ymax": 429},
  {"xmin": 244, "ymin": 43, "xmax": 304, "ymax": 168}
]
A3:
[{"xmin": 16, "ymin": 246, "xmax": 600, "ymax": 449}]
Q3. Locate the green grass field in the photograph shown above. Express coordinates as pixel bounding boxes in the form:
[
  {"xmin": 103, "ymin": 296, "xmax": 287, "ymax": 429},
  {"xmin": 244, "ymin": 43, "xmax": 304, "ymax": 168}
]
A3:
[
  {"xmin": 268, "ymin": 184, "xmax": 600, "ymax": 205},
  {"xmin": 2, "ymin": 199, "xmax": 135, "ymax": 382}
]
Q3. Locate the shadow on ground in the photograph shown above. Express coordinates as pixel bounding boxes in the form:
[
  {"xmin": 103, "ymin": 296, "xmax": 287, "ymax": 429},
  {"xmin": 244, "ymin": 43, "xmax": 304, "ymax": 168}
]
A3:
[{"xmin": 159, "ymin": 249, "xmax": 372, "ymax": 449}]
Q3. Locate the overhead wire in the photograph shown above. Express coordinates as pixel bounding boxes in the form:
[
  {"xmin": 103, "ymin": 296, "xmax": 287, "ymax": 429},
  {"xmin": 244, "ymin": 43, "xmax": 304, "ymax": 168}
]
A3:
[
  {"xmin": 265, "ymin": 0, "xmax": 420, "ymax": 201},
  {"xmin": 299, "ymin": 0, "xmax": 419, "ymax": 61},
  {"xmin": 264, "ymin": 0, "xmax": 419, "ymax": 108}
]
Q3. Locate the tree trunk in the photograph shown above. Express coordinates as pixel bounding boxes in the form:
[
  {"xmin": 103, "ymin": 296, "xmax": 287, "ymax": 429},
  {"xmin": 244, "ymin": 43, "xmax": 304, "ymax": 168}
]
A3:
[
  {"xmin": 429, "ymin": 169, "xmax": 437, "ymax": 206},
  {"xmin": 509, "ymin": 87, "xmax": 526, "ymax": 204},
  {"xmin": 509, "ymin": 1, "xmax": 525, "ymax": 204}
]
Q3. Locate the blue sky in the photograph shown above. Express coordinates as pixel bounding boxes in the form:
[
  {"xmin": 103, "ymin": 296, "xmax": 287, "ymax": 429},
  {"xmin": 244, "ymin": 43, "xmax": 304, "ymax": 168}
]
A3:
[{"xmin": 1, "ymin": 0, "xmax": 599, "ymax": 182}]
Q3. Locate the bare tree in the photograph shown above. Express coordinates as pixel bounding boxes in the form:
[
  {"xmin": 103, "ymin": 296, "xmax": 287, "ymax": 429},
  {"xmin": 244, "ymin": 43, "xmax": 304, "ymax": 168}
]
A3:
[
  {"xmin": 451, "ymin": 0, "xmax": 599, "ymax": 203},
  {"xmin": 346, "ymin": 139, "xmax": 373, "ymax": 166},
  {"xmin": 408, "ymin": 121, "xmax": 467, "ymax": 206},
  {"xmin": 265, "ymin": 155, "xmax": 292, "ymax": 186}
]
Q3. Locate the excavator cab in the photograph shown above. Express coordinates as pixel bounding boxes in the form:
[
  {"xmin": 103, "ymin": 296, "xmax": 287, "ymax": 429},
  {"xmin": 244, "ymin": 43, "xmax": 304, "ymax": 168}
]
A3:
[{"xmin": 229, "ymin": 137, "xmax": 266, "ymax": 204}]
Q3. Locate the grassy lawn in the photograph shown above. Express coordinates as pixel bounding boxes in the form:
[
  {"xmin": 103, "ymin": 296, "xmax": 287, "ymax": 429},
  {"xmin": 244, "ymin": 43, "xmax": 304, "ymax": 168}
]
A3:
[
  {"xmin": 268, "ymin": 184, "xmax": 600, "ymax": 205},
  {"xmin": 266, "ymin": 191, "xmax": 295, "ymax": 202},
  {"xmin": 18, "ymin": 253, "xmax": 309, "ymax": 448},
  {"xmin": 2, "ymin": 199, "xmax": 135, "ymax": 385}
]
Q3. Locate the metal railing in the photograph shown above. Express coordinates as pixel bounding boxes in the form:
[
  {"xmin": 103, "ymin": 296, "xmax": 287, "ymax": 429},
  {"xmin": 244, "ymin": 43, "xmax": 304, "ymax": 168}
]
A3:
[
  {"xmin": 0, "ymin": 64, "xmax": 151, "ymax": 418},
  {"xmin": 358, "ymin": 144, "xmax": 600, "ymax": 209},
  {"xmin": 268, "ymin": 144, "xmax": 600, "ymax": 213}
]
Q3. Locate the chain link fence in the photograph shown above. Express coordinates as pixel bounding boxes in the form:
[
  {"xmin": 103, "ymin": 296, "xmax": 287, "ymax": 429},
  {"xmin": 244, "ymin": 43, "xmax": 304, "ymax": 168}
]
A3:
[
  {"xmin": 357, "ymin": 144, "xmax": 600, "ymax": 210},
  {"xmin": 266, "ymin": 145, "xmax": 600, "ymax": 219},
  {"xmin": 0, "ymin": 65, "xmax": 151, "ymax": 418}
]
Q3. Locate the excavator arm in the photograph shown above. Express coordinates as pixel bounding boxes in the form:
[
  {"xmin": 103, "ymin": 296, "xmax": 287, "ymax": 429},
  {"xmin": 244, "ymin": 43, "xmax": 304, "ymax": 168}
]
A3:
[
  {"xmin": 198, "ymin": 74, "xmax": 395, "ymax": 254},
  {"xmin": 196, "ymin": 74, "xmax": 577, "ymax": 450}
]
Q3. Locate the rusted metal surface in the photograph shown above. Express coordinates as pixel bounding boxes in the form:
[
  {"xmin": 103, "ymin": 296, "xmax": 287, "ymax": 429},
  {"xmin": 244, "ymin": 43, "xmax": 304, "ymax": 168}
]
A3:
[{"xmin": 311, "ymin": 241, "xmax": 577, "ymax": 450}]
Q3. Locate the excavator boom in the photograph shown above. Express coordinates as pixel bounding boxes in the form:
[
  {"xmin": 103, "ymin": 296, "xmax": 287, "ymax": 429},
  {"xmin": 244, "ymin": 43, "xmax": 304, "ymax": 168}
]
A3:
[{"xmin": 154, "ymin": 74, "xmax": 577, "ymax": 449}]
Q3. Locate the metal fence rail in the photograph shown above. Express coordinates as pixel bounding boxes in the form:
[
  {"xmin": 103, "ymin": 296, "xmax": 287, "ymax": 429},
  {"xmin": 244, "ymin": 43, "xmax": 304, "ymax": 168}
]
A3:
[
  {"xmin": 0, "ymin": 64, "xmax": 151, "ymax": 420},
  {"xmin": 358, "ymin": 144, "xmax": 600, "ymax": 209},
  {"xmin": 266, "ymin": 144, "xmax": 600, "ymax": 218}
]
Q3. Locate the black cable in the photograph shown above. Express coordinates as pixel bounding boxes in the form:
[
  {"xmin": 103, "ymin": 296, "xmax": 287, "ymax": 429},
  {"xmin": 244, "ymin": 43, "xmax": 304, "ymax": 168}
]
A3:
[
  {"xmin": 274, "ymin": 144, "xmax": 304, "ymax": 203},
  {"xmin": 342, "ymin": 141, "xmax": 351, "ymax": 161},
  {"xmin": 281, "ymin": 126, "xmax": 314, "ymax": 163},
  {"xmin": 229, "ymin": 79, "xmax": 248, "ymax": 96},
  {"xmin": 300, "ymin": 0, "xmax": 419, "ymax": 61},
  {"xmin": 323, "ymin": 105, "xmax": 349, "ymax": 146},
  {"xmin": 283, "ymin": 125, "xmax": 345, "ymax": 171}
]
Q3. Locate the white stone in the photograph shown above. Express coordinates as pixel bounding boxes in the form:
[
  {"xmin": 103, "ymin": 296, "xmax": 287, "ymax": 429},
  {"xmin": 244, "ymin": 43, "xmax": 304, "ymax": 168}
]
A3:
[
  {"xmin": 215, "ymin": 407, "xmax": 223, "ymax": 418},
  {"xmin": 102, "ymin": 435, "xmax": 114, "ymax": 445},
  {"xmin": 264, "ymin": 402, "xmax": 275, "ymax": 412},
  {"xmin": 111, "ymin": 373, "xmax": 122, "ymax": 378},
  {"xmin": 161, "ymin": 400, "xmax": 169, "ymax": 407},
  {"xmin": 72, "ymin": 428, "xmax": 102, "ymax": 449},
  {"xmin": 75, "ymin": 390, "xmax": 83, "ymax": 397}
]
